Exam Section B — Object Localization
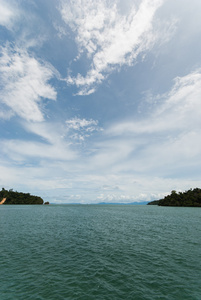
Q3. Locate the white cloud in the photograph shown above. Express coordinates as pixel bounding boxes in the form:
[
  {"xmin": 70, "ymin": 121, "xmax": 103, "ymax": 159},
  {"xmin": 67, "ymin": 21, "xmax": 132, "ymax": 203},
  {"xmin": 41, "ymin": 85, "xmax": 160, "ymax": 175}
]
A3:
[
  {"xmin": 0, "ymin": 138, "xmax": 76, "ymax": 162},
  {"xmin": 0, "ymin": 106, "xmax": 14, "ymax": 120},
  {"xmin": 66, "ymin": 117, "xmax": 98, "ymax": 130},
  {"xmin": 0, "ymin": 0, "xmax": 18, "ymax": 29},
  {"xmin": 88, "ymin": 139, "xmax": 134, "ymax": 172},
  {"xmin": 60, "ymin": 0, "xmax": 164, "ymax": 94},
  {"xmin": 95, "ymin": 193, "xmax": 152, "ymax": 203},
  {"xmin": 53, "ymin": 22, "xmax": 67, "ymax": 39},
  {"xmin": 66, "ymin": 117, "xmax": 102, "ymax": 141},
  {"xmin": 24, "ymin": 121, "xmax": 63, "ymax": 145},
  {"xmin": 0, "ymin": 45, "xmax": 57, "ymax": 122},
  {"xmin": 103, "ymin": 70, "xmax": 201, "ymax": 176},
  {"xmin": 0, "ymin": 120, "xmax": 78, "ymax": 163},
  {"xmin": 1, "ymin": 0, "xmax": 201, "ymax": 204},
  {"xmin": 109, "ymin": 70, "xmax": 201, "ymax": 136}
]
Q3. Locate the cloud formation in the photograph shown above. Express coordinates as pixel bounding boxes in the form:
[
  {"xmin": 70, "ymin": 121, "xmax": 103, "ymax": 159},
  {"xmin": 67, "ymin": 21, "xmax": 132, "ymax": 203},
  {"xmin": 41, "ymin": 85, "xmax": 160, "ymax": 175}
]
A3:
[
  {"xmin": 104, "ymin": 69, "xmax": 201, "ymax": 176},
  {"xmin": 1, "ymin": 0, "xmax": 201, "ymax": 203},
  {"xmin": 109, "ymin": 70, "xmax": 201, "ymax": 136},
  {"xmin": 60, "ymin": 0, "xmax": 164, "ymax": 94},
  {"xmin": 0, "ymin": 0, "xmax": 18, "ymax": 29},
  {"xmin": 66, "ymin": 117, "xmax": 102, "ymax": 141},
  {"xmin": 0, "ymin": 120, "xmax": 77, "ymax": 168},
  {"xmin": 0, "ymin": 45, "xmax": 57, "ymax": 122}
]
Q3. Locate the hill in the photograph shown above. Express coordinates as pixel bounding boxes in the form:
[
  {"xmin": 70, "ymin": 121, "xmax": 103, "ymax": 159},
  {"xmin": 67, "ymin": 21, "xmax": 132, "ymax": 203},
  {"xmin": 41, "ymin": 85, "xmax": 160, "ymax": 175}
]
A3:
[
  {"xmin": 0, "ymin": 188, "xmax": 44, "ymax": 205},
  {"xmin": 147, "ymin": 188, "xmax": 201, "ymax": 207}
]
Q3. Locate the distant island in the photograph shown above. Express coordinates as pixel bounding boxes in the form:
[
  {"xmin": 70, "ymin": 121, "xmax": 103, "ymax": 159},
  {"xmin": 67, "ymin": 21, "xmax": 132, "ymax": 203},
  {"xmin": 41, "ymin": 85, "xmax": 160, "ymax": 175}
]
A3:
[
  {"xmin": 0, "ymin": 188, "xmax": 44, "ymax": 205},
  {"xmin": 148, "ymin": 188, "xmax": 201, "ymax": 207}
]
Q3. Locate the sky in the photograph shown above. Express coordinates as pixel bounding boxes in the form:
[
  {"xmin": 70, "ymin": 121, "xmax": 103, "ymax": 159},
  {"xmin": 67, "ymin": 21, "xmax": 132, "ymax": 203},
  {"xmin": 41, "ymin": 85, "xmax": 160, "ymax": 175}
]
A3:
[{"xmin": 1, "ymin": 0, "xmax": 201, "ymax": 204}]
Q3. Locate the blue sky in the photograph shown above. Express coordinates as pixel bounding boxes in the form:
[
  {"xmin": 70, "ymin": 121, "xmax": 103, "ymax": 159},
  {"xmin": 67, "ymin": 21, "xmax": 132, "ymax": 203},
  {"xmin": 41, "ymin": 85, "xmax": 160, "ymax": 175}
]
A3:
[{"xmin": 1, "ymin": 0, "xmax": 201, "ymax": 203}]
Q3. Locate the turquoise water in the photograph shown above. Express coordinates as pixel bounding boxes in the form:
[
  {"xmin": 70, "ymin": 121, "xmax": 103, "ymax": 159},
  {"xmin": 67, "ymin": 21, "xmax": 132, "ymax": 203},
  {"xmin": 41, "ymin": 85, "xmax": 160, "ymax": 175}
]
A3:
[{"xmin": 0, "ymin": 205, "xmax": 201, "ymax": 299}]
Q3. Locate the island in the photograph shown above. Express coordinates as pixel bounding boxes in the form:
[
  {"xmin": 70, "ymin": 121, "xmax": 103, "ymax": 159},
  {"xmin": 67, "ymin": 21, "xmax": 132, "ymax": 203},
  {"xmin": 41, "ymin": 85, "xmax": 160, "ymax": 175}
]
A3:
[
  {"xmin": 0, "ymin": 188, "xmax": 44, "ymax": 205},
  {"xmin": 148, "ymin": 188, "xmax": 201, "ymax": 207}
]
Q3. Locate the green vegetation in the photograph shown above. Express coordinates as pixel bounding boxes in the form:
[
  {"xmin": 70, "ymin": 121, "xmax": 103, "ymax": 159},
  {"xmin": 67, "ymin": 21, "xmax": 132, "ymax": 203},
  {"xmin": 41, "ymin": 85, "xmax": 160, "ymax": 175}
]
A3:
[
  {"xmin": 0, "ymin": 188, "xmax": 44, "ymax": 205},
  {"xmin": 148, "ymin": 188, "xmax": 201, "ymax": 207}
]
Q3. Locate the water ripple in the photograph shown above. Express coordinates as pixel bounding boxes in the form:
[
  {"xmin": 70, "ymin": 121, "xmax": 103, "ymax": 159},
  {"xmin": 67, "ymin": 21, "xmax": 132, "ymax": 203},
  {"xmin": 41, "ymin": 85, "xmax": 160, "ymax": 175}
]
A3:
[{"xmin": 0, "ymin": 205, "xmax": 201, "ymax": 299}]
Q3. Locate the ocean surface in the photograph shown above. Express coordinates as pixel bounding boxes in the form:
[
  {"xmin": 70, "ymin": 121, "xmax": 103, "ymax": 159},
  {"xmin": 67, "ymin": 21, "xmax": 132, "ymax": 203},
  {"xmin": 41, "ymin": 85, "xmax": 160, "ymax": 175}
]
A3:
[{"xmin": 0, "ymin": 205, "xmax": 201, "ymax": 300}]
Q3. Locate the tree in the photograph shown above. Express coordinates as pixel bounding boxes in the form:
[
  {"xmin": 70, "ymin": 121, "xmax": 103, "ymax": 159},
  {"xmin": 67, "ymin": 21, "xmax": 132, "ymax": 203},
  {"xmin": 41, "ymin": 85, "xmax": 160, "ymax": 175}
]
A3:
[
  {"xmin": 148, "ymin": 188, "xmax": 201, "ymax": 207},
  {"xmin": 0, "ymin": 188, "xmax": 44, "ymax": 205}
]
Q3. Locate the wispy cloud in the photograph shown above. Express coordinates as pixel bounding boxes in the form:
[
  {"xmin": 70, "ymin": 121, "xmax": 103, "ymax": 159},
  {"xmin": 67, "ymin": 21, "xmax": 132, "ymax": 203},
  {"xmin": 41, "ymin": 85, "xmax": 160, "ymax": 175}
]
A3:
[
  {"xmin": 0, "ymin": 0, "xmax": 18, "ymax": 29},
  {"xmin": 60, "ymin": 0, "xmax": 164, "ymax": 94},
  {"xmin": 0, "ymin": 45, "xmax": 57, "ymax": 122},
  {"xmin": 1, "ymin": 0, "xmax": 200, "ymax": 204},
  {"xmin": 66, "ymin": 117, "xmax": 102, "ymax": 141},
  {"xmin": 0, "ymin": 120, "xmax": 78, "ymax": 165},
  {"xmin": 104, "ymin": 69, "xmax": 201, "ymax": 175},
  {"xmin": 0, "ymin": 139, "xmax": 76, "ymax": 162},
  {"xmin": 109, "ymin": 70, "xmax": 201, "ymax": 136},
  {"xmin": 66, "ymin": 117, "xmax": 98, "ymax": 130}
]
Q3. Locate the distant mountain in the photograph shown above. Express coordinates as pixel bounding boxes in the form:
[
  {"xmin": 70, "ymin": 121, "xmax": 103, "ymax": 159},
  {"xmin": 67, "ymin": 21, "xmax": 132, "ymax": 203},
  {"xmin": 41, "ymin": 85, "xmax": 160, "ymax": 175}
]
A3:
[
  {"xmin": 147, "ymin": 188, "xmax": 201, "ymax": 207},
  {"xmin": 0, "ymin": 188, "xmax": 44, "ymax": 205}
]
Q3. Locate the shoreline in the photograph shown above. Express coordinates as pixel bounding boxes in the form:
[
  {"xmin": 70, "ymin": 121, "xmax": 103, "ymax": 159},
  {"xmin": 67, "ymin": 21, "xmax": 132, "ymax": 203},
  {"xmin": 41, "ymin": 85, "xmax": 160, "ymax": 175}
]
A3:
[{"xmin": 0, "ymin": 198, "xmax": 6, "ymax": 205}]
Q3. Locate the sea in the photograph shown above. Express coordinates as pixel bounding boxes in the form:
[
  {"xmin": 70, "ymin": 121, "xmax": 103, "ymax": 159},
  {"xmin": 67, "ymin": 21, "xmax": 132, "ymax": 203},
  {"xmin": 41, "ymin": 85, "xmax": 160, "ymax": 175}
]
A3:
[{"xmin": 0, "ymin": 204, "xmax": 201, "ymax": 300}]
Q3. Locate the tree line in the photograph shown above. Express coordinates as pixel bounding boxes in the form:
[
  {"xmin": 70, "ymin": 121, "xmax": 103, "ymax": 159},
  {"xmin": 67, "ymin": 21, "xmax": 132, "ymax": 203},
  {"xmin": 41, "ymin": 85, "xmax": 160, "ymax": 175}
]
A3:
[
  {"xmin": 0, "ymin": 188, "xmax": 44, "ymax": 205},
  {"xmin": 148, "ymin": 188, "xmax": 201, "ymax": 207}
]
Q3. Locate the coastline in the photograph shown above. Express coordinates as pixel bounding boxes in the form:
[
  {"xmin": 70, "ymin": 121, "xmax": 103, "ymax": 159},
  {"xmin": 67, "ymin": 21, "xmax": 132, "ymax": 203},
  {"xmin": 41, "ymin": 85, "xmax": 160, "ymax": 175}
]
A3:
[{"xmin": 0, "ymin": 198, "xmax": 6, "ymax": 205}]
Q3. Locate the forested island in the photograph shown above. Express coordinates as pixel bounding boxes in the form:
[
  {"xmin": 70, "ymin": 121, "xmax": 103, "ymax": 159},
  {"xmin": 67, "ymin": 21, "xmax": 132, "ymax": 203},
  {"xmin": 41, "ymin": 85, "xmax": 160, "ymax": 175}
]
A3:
[
  {"xmin": 148, "ymin": 188, "xmax": 201, "ymax": 207},
  {"xmin": 0, "ymin": 188, "xmax": 44, "ymax": 205}
]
